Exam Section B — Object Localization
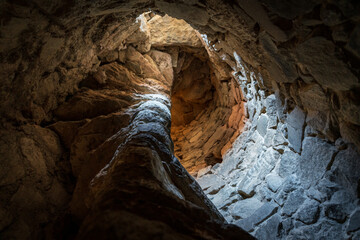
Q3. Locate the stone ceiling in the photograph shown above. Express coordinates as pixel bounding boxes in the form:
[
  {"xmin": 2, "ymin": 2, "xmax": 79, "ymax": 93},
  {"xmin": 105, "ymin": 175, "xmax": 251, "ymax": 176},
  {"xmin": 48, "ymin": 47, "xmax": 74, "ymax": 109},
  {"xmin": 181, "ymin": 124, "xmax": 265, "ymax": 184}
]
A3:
[{"xmin": 0, "ymin": 0, "xmax": 359, "ymax": 239}]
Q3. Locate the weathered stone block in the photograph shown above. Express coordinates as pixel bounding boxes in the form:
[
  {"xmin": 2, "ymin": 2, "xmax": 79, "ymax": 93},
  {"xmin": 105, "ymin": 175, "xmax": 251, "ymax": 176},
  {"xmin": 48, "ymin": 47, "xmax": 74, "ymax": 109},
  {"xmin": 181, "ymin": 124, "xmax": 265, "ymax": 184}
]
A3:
[
  {"xmin": 265, "ymin": 173, "xmax": 283, "ymax": 192},
  {"xmin": 295, "ymin": 199, "xmax": 320, "ymax": 224},
  {"xmin": 286, "ymin": 106, "xmax": 305, "ymax": 153},
  {"xmin": 197, "ymin": 174, "xmax": 225, "ymax": 192},
  {"xmin": 254, "ymin": 214, "xmax": 281, "ymax": 240},
  {"xmin": 299, "ymin": 137, "xmax": 337, "ymax": 188},
  {"xmin": 235, "ymin": 201, "xmax": 278, "ymax": 231},
  {"xmin": 278, "ymin": 149, "xmax": 299, "ymax": 178},
  {"xmin": 330, "ymin": 145, "xmax": 360, "ymax": 195},
  {"xmin": 282, "ymin": 188, "xmax": 306, "ymax": 216},
  {"xmin": 229, "ymin": 198, "xmax": 263, "ymax": 220}
]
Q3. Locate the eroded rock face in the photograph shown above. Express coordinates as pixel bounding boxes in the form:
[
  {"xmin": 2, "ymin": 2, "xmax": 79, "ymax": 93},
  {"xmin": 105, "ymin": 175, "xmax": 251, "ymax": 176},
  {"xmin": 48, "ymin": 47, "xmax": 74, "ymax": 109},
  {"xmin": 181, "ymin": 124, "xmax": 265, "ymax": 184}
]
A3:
[
  {"xmin": 0, "ymin": 10, "xmax": 252, "ymax": 239},
  {"xmin": 0, "ymin": 0, "xmax": 360, "ymax": 239}
]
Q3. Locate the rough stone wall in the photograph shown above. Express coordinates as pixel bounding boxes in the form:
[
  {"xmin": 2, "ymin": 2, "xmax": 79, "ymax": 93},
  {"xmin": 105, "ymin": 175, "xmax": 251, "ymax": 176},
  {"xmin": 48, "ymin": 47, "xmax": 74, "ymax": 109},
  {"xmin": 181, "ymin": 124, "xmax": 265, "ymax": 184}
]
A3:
[
  {"xmin": 145, "ymin": 14, "xmax": 247, "ymax": 175},
  {"xmin": 197, "ymin": 56, "xmax": 360, "ymax": 239},
  {"xmin": 1, "ymin": 1, "xmax": 359, "ymax": 149},
  {"xmin": 0, "ymin": 125, "xmax": 72, "ymax": 239},
  {"xmin": 170, "ymin": 44, "xmax": 246, "ymax": 175},
  {"xmin": 64, "ymin": 49, "xmax": 250, "ymax": 239},
  {"xmin": 0, "ymin": 6, "xmax": 253, "ymax": 239},
  {"xmin": 152, "ymin": 0, "xmax": 360, "ymax": 151},
  {"xmin": 1, "ymin": 0, "xmax": 360, "ymax": 239}
]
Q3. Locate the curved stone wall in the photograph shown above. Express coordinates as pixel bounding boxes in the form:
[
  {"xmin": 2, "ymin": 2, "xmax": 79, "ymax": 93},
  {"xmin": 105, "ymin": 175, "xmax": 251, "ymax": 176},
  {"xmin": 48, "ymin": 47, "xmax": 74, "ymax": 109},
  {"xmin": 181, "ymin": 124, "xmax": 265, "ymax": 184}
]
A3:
[
  {"xmin": 196, "ymin": 56, "xmax": 360, "ymax": 239},
  {"xmin": 0, "ymin": 0, "xmax": 359, "ymax": 239}
]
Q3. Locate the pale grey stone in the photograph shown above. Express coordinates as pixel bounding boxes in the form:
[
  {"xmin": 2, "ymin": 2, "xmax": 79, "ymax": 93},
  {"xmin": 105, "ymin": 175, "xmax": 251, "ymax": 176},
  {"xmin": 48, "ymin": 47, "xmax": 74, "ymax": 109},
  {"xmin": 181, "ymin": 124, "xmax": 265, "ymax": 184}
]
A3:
[
  {"xmin": 227, "ymin": 169, "xmax": 246, "ymax": 186},
  {"xmin": 259, "ymin": 184, "xmax": 275, "ymax": 201},
  {"xmin": 264, "ymin": 94, "xmax": 278, "ymax": 127},
  {"xmin": 237, "ymin": 176, "xmax": 260, "ymax": 198},
  {"xmin": 205, "ymin": 181, "xmax": 226, "ymax": 195},
  {"xmin": 264, "ymin": 129, "xmax": 276, "ymax": 147},
  {"xmin": 274, "ymin": 91, "xmax": 287, "ymax": 122},
  {"xmin": 306, "ymin": 187, "xmax": 326, "ymax": 202},
  {"xmin": 249, "ymin": 129, "xmax": 264, "ymax": 144},
  {"xmin": 235, "ymin": 200, "xmax": 278, "ymax": 231},
  {"xmin": 268, "ymin": 114, "xmax": 278, "ymax": 129},
  {"xmin": 264, "ymin": 94, "xmax": 277, "ymax": 114},
  {"xmin": 295, "ymin": 199, "xmax": 320, "ymax": 224},
  {"xmin": 222, "ymin": 211, "xmax": 235, "ymax": 223},
  {"xmin": 247, "ymin": 99, "xmax": 257, "ymax": 120},
  {"xmin": 259, "ymin": 148, "xmax": 280, "ymax": 175},
  {"xmin": 257, "ymin": 114, "xmax": 269, "ymax": 137},
  {"xmin": 229, "ymin": 198, "xmax": 263, "ymax": 219},
  {"xmin": 197, "ymin": 174, "xmax": 225, "ymax": 191},
  {"xmin": 282, "ymin": 174, "xmax": 301, "ymax": 193},
  {"xmin": 286, "ymin": 106, "xmax": 305, "ymax": 153},
  {"xmin": 278, "ymin": 149, "xmax": 299, "ymax": 178},
  {"xmin": 330, "ymin": 145, "xmax": 360, "ymax": 195},
  {"xmin": 241, "ymin": 141, "xmax": 263, "ymax": 166},
  {"xmin": 274, "ymin": 174, "xmax": 301, "ymax": 207},
  {"xmin": 211, "ymin": 163, "xmax": 220, "ymax": 172},
  {"xmin": 265, "ymin": 173, "xmax": 283, "ymax": 192},
  {"xmin": 216, "ymin": 151, "xmax": 242, "ymax": 177},
  {"xmin": 251, "ymin": 101, "xmax": 262, "ymax": 123},
  {"xmin": 288, "ymin": 219, "xmax": 343, "ymax": 240},
  {"xmin": 330, "ymin": 190, "xmax": 356, "ymax": 205},
  {"xmin": 299, "ymin": 137, "xmax": 337, "ymax": 188},
  {"xmin": 254, "ymin": 214, "xmax": 281, "ymax": 240},
  {"xmin": 315, "ymin": 177, "xmax": 341, "ymax": 200},
  {"xmin": 273, "ymin": 127, "xmax": 287, "ymax": 146},
  {"xmin": 197, "ymin": 165, "xmax": 212, "ymax": 178},
  {"xmin": 282, "ymin": 188, "xmax": 306, "ymax": 216},
  {"xmin": 314, "ymin": 220, "xmax": 343, "ymax": 239},
  {"xmin": 281, "ymin": 218, "xmax": 293, "ymax": 235},
  {"xmin": 237, "ymin": 147, "xmax": 280, "ymax": 198},
  {"xmin": 304, "ymin": 124, "xmax": 318, "ymax": 137},
  {"xmin": 274, "ymin": 189, "xmax": 287, "ymax": 207},
  {"xmin": 211, "ymin": 185, "xmax": 239, "ymax": 209}
]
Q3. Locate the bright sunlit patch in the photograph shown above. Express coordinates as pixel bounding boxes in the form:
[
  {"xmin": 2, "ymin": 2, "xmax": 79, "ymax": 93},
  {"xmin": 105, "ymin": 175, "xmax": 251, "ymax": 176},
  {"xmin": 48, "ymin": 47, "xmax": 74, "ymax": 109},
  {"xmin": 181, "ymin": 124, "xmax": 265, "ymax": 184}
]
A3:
[
  {"xmin": 136, "ymin": 13, "xmax": 149, "ymax": 33},
  {"xmin": 200, "ymin": 33, "xmax": 210, "ymax": 46},
  {"xmin": 233, "ymin": 51, "xmax": 247, "ymax": 82}
]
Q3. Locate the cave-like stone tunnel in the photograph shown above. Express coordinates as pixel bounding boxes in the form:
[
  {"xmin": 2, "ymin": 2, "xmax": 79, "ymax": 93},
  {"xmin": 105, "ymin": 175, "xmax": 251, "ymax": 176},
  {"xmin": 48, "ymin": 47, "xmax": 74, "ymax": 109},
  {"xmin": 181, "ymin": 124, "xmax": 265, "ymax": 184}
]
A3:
[{"xmin": 1, "ymin": 1, "xmax": 360, "ymax": 239}]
